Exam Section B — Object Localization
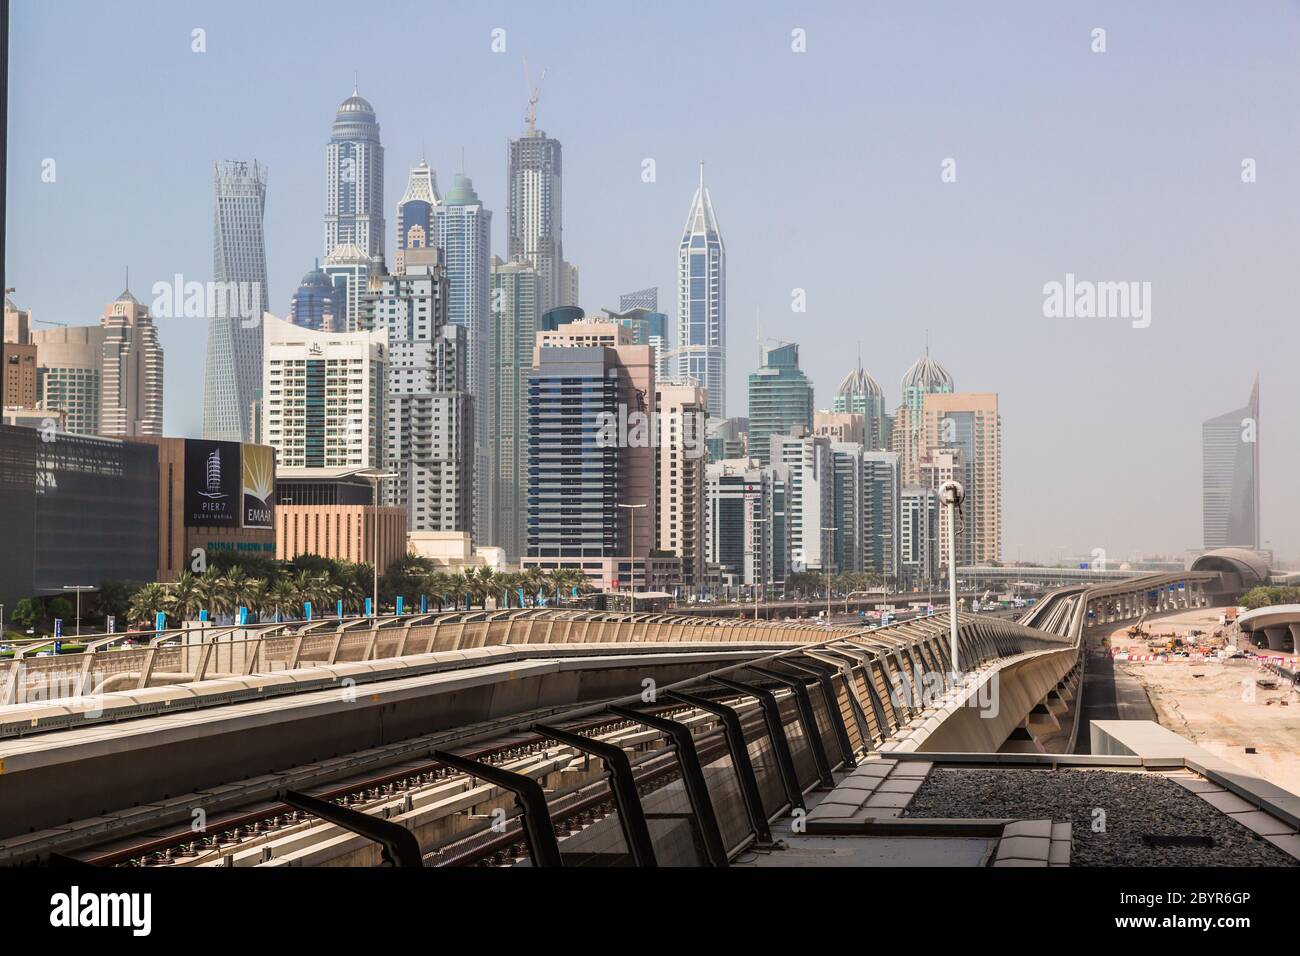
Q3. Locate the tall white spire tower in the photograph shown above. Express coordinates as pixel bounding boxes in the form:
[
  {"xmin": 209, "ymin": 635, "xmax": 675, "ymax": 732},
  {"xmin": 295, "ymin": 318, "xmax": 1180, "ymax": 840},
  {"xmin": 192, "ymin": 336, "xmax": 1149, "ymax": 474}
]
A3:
[{"xmin": 676, "ymin": 163, "xmax": 727, "ymax": 417}]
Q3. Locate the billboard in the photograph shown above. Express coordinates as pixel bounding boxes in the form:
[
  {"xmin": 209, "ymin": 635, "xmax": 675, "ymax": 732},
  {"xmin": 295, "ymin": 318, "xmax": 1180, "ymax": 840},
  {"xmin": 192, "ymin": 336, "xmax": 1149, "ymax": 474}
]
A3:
[
  {"xmin": 184, "ymin": 439, "xmax": 241, "ymax": 527},
  {"xmin": 240, "ymin": 442, "xmax": 275, "ymax": 529}
]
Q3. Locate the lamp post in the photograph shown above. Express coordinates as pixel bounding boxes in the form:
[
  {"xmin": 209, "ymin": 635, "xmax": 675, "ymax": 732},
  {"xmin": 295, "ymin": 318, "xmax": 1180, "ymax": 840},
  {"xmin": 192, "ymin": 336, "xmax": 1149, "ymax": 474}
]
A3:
[
  {"xmin": 617, "ymin": 502, "xmax": 647, "ymax": 612},
  {"xmin": 940, "ymin": 480, "xmax": 964, "ymax": 678},
  {"xmin": 362, "ymin": 471, "xmax": 398, "ymax": 618},
  {"xmin": 820, "ymin": 526, "xmax": 838, "ymax": 623},
  {"xmin": 62, "ymin": 585, "xmax": 94, "ymax": 638}
]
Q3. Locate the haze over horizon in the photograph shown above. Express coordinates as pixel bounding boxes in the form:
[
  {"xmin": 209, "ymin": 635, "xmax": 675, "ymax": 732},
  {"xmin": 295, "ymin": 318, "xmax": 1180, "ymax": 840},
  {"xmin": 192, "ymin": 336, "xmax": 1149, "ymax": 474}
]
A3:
[{"xmin": 6, "ymin": 0, "xmax": 1298, "ymax": 563}]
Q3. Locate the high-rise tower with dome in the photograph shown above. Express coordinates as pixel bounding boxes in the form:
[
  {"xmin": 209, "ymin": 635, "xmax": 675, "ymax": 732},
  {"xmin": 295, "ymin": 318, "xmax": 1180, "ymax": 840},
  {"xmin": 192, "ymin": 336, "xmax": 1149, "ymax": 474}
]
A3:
[{"xmin": 325, "ymin": 88, "xmax": 385, "ymax": 263}]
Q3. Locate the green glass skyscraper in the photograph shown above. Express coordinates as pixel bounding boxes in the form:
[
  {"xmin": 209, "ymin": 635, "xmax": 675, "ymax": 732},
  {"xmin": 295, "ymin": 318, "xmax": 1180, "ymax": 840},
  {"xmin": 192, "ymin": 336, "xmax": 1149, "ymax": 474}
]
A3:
[{"xmin": 747, "ymin": 341, "xmax": 813, "ymax": 466}]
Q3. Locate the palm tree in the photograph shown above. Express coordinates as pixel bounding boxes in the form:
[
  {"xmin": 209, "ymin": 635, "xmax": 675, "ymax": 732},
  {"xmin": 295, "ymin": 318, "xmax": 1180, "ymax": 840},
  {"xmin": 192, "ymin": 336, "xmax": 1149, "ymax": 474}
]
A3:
[
  {"xmin": 425, "ymin": 572, "xmax": 454, "ymax": 611},
  {"xmin": 474, "ymin": 566, "xmax": 498, "ymax": 608},
  {"xmin": 168, "ymin": 571, "xmax": 202, "ymax": 622},
  {"xmin": 245, "ymin": 579, "xmax": 269, "ymax": 623},
  {"xmin": 222, "ymin": 567, "xmax": 254, "ymax": 614},
  {"xmin": 194, "ymin": 572, "xmax": 229, "ymax": 620},
  {"xmin": 128, "ymin": 583, "xmax": 171, "ymax": 629},
  {"xmin": 523, "ymin": 567, "xmax": 548, "ymax": 606},
  {"xmin": 335, "ymin": 573, "xmax": 364, "ymax": 616},
  {"xmin": 268, "ymin": 578, "xmax": 298, "ymax": 622}
]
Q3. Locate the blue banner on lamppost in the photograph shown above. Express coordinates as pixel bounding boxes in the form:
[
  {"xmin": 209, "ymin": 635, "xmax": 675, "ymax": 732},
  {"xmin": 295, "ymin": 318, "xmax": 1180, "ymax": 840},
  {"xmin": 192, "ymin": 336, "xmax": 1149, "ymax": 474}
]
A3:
[
  {"xmin": 337, "ymin": 599, "xmax": 343, "ymax": 620},
  {"xmin": 238, "ymin": 606, "xmax": 248, "ymax": 626},
  {"xmin": 517, "ymin": 588, "xmax": 525, "ymax": 608},
  {"xmin": 420, "ymin": 594, "xmax": 427, "ymax": 614},
  {"xmin": 365, "ymin": 597, "xmax": 373, "ymax": 618},
  {"xmin": 304, "ymin": 602, "xmax": 312, "ymax": 622},
  {"xmin": 54, "ymin": 618, "xmax": 62, "ymax": 653},
  {"xmin": 396, "ymin": 596, "xmax": 404, "ymax": 616},
  {"xmin": 199, "ymin": 609, "xmax": 209, "ymax": 623},
  {"xmin": 154, "ymin": 611, "xmax": 166, "ymax": 636}
]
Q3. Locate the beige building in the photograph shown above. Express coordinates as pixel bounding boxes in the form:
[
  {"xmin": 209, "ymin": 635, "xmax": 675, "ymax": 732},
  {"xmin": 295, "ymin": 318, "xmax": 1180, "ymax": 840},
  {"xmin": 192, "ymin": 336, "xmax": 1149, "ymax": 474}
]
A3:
[
  {"xmin": 656, "ymin": 383, "xmax": 708, "ymax": 591},
  {"xmin": 277, "ymin": 505, "xmax": 406, "ymax": 576},
  {"xmin": 536, "ymin": 320, "xmax": 633, "ymax": 349},
  {"xmin": 919, "ymin": 392, "xmax": 1001, "ymax": 565},
  {"xmin": 30, "ymin": 325, "xmax": 103, "ymax": 436},
  {"xmin": 98, "ymin": 290, "xmax": 164, "ymax": 437},
  {"xmin": 814, "ymin": 409, "xmax": 865, "ymax": 445}
]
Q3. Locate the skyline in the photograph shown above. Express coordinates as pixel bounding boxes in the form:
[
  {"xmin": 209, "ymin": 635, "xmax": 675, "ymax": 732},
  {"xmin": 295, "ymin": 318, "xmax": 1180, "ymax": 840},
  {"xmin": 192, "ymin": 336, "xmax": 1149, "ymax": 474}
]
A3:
[{"xmin": 6, "ymin": 0, "xmax": 1300, "ymax": 561}]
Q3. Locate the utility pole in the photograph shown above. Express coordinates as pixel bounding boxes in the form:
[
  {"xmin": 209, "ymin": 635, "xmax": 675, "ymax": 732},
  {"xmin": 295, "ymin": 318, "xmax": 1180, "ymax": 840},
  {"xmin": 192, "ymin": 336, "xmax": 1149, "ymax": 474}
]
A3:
[
  {"xmin": 62, "ymin": 585, "xmax": 94, "ymax": 638},
  {"xmin": 364, "ymin": 471, "xmax": 397, "ymax": 618}
]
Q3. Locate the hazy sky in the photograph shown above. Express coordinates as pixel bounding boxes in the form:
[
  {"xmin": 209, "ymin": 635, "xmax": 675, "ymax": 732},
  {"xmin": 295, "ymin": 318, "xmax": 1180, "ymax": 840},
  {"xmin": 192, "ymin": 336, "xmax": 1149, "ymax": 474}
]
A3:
[{"xmin": 7, "ymin": 0, "xmax": 1299, "ymax": 563}]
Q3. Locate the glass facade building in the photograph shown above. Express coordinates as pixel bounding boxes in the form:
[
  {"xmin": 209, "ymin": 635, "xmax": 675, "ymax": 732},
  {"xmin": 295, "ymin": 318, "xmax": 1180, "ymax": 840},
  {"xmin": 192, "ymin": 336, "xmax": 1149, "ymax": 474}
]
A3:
[
  {"xmin": 747, "ymin": 342, "xmax": 814, "ymax": 466},
  {"xmin": 676, "ymin": 167, "xmax": 726, "ymax": 416},
  {"xmin": 1202, "ymin": 376, "xmax": 1260, "ymax": 550},
  {"xmin": 0, "ymin": 424, "xmax": 158, "ymax": 610}
]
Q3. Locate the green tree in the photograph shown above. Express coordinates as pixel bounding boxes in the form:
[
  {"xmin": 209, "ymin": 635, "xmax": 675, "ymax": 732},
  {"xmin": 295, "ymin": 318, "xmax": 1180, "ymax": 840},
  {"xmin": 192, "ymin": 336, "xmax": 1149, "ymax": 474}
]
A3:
[
  {"xmin": 128, "ymin": 584, "xmax": 171, "ymax": 628},
  {"xmin": 95, "ymin": 580, "xmax": 141, "ymax": 624},
  {"xmin": 11, "ymin": 597, "xmax": 45, "ymax": 630},
  {"xmin": 168, "ymin": 571, "xmax": 203, "ymax": 621},
  {"xmin": 268, "ymin": 578, "xmax": 299, "ymax": 621},
  {"xmin": 194, "ymin": 571, "xmax": 229, "ymax": 619}
]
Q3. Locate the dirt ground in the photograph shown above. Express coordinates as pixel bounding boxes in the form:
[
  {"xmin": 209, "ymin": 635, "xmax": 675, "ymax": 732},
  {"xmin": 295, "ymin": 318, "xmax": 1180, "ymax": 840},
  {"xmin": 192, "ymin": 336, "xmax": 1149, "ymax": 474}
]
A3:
[{"xmin": 1099, "ymin": 607, "xmax": 1300, "ymax": 796}]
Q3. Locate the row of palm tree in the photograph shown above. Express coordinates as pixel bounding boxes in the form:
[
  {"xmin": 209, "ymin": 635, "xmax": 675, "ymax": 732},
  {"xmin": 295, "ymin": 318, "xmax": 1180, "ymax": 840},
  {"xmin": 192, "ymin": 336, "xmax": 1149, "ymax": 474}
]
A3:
[{"xmin": 122, "ymin": 560, "xmax": 594, "ymax": 628}]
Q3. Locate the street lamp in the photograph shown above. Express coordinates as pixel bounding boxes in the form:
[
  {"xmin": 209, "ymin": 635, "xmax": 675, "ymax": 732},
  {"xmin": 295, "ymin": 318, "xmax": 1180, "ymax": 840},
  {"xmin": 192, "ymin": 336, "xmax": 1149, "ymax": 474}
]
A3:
[
  {"xmin": 820, "ymin": 526, "xmax": 838, "ymax": 623},
  {"xmin": 361, "ymin": 471, "xmax": 398, "ymax": 618},
  {"xmin": 940, "ymin": 480, "xmax": 965, "ymax": 677},
  {"xmin": 62, "ymin": 585, "xmax": 94, "ymax": 638},
  {"xmin": 617, "ymin": 502, "xmax": 647, "ymax": 612}
]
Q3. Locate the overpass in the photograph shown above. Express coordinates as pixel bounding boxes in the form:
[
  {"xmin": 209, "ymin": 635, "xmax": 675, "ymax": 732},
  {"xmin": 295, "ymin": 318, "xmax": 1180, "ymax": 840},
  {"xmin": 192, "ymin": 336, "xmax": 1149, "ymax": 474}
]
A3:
[{"xmin": 1, "ymin": 567, "xmax": 1286, "ymax": 869}]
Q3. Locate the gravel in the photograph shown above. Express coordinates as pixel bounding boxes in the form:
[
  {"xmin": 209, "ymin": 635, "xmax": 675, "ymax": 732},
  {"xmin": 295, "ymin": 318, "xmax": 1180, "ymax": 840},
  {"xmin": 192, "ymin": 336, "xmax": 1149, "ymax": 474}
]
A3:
[{"xmin": 902, "ymin": 768, "xmax": 1297, "ymax": 866}]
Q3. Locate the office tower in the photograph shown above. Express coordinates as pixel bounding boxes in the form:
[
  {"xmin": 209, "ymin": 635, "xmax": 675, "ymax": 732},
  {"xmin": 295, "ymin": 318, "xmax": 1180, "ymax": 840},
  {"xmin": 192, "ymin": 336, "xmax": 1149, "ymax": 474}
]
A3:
[
  {"xmin": 538, "ymin": 319, "xmax": 633, "ymax": 349},
  {"xmin": 98, "ymin": 288, "xmax": 164, "ymax": 437},
  {"xmin": 676, "ymin": 165, "xmax": 726, "ymax": 417},
  {"xmin": 706, "ymin": 416, "xmax": 748, "ymax": 463},
  {"xmin": 920, "ymin": 392, "xmax": 1002, "ymax": 565},
  {"xmin": 489, "ymin": 257, "xmax": 541, "ymax": 561},
  {"xmin": 2, "ymin": 297, "xmax": 37, "ymax": 411},
  {"xmin": 900, "ymin": 486, "xmax": 939, "ymax": 588},
  {"xmin": 507, "ymin": 115, "xmax": 573, "ymax": 313},
  {"xmin": 747, "ymin": 341, "xmax": 813, "ymax": 465},
  {"xmin": 367, "ymin": 259, "xmax": 473, "ymax": 534},
  {"xmin": 203, "ymin": 159, "xmax": 269, "ymax": 442},
  {"xmin": 704, "ymin": 457, "xmax": 788, "ymax": 591},
  {"xmin": 30, "ymin": 325, "xmax": 102, "ymax": 435},
  {"xmin": 322, "ymin": 244, "xmax": 381, "ymax": 333},
  {"xmin": 656, "ymin": 383, "xmax": 708, "ymax": 591},
  {"xmin": 834, "ymin": 359, "xmax": 890, "ymax": 450},
  {"xmin": 435, "ymin": 171, "xmax": 493, "ymax": 548},
  {"xmin": 394, "ymin": 160, "xmax": 438, "ymax": 275},
  {"xmin": 262, "ymin": 313, "xmax": 386, "ymax": 469},
  {"xmin": 1202, "ymin": 375, "xmax": 1260, "ymax": 550},
  {"xmin": 893, "ymin": 346, "xmax": 954, "ymax": 484},
  {"xmin": 815, "ymin": 410, "xmax": 865, "ymax": 446},
  {"xmin": 863, "ymin": 451, "xmax": 900, "ymax": 581},
  {"xmin": 324, "ymin": 88, "xmax": 385, "ymax": 262},
  {"xmin": 523, "ymin": 330, "xmax": 656, "ymax": 592},
  {"xmin": 830, "ymin": 442, "xmax": 865, "ymax": 573},
  {"xmin": 770, "ymin": 429, "xmax": 834, "ymax": 573},
  {"xmin": 288, "ymin": 262, "xmax": 340, "ymax": 331}
]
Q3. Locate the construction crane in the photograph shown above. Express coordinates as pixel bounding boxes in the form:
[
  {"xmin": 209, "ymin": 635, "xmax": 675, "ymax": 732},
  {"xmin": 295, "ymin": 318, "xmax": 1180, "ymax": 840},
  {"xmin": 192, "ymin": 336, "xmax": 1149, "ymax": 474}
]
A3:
[{"xmin": 522, "ymin": 56, "xmax": 546, "ymax": 134}]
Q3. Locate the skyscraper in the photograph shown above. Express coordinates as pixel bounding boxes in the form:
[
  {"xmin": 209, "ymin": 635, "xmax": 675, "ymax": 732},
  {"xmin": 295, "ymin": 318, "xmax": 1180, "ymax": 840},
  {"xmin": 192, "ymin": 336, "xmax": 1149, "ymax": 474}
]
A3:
[
  {"xmin": 770, "ymin": 429, "xmax": 834, "ymax": 573},
  {"xmin": 98, "ymin": 287, "xmax": 164, "ymax": 437},
  {"xmin": 656, "ymin": 382, "xmax": 708, "ymax": 591},
  {"xmin": 863, "ymin": 450, "xmax": 900, "ymax": 580},
  {"xmin": 893, "ymin": 346, "xmax": 954, "ymax": 484},
  {"xmin": 366, "ymin": 259, "xmax": 473, "ymax": 534},
  {"xmin": 324, "ymin": 89, "xmax": 385, "ymax": 262},
  {"xmin": 1202, "ymin": 376, "xmax": 1260, "ymax": 550},
  {"xmin": 322, "ymin": 243, "xmax": 379, "ymax": 333},
  {"xmin": 436, "ymin": 172, "xmax": 493, "ymax": 547},
  {"xmin": 394, "ymin": 159, "xmax": 438, "ymax": 275},
  {"xmin": 747, "ymin": 341, "xmax": 813, "ymax": 466},
  {"xmin": 676, "ymin": 165, "xmax": 726, "ymax": 417},
  {"xmin": 833, "ymin": 359, "xmax": 890, "ymax": 450},
  {"xmin": 288, "ymin": 262, "xmax": 340, "ymax": 331},
  {"xmin": 489, "ymin": 257, "xmax": 541, "ymax": 561},
  {"xmin": 507, "ymin": 111, "xmax": 573, "ymax": 313},
  {"xmin": 919, "ymin": 391, "xmax": 1002, "ymax": 566},
  {"xmin": 203, "ymin": 160, "xmax": 268, "ymax": 442}
]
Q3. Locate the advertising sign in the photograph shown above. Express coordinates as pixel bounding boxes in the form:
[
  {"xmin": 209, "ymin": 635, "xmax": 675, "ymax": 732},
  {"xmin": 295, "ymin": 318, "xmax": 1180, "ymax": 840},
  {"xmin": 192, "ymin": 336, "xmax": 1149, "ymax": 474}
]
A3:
[
  {"xmin": 184, "ymin": 439, "xmax": 241, "ymax": 527},
  {"xmin": 240, "ymin": 442, "xmax": 275, "ymax": 529}
]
